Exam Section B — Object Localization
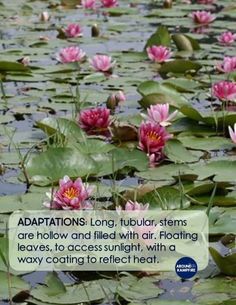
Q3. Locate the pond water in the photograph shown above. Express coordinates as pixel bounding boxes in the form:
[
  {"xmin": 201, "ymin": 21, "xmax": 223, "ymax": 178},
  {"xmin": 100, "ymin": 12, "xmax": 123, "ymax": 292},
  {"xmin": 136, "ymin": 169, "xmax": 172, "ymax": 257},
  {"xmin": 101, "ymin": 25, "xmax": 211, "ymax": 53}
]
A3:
[{"xmin": 0, "ymin": 0, "xmax": 236, "ymax": 304}]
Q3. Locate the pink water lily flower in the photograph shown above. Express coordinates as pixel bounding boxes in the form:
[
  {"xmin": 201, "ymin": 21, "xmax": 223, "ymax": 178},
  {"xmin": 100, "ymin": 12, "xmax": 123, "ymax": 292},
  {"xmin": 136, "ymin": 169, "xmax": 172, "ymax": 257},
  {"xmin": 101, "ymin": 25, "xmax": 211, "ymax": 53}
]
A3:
[
  {"xmin": 217, "ymin": 31, "xmax": 236, "ymax": 46},
  {"xmin": 81, "ymin": 0, "xmax": 96, "ymax": 9},
  {"xmin": 90, "ymin": 54, "xmax": 115, "ymax": 72},
  {"xmin": 212, "ymin": 81, "xmax": 236, "ymax": 101},
  {"xmin": 116, "ymin": 200, "xmax": 149, "ymax": 212},
  {"xmin": 115, "ymin": 90, "xmax": 126, "ymax": 102},
  {"xmin": 78, "ymin": 107, "xmax": 111, "ymax": 135},
  {"xmin": 56, "ymin": 46, "xmax": 86, "ymax": 63},
  {"xmin": 146, "ymin": 104, "xmax": 178, "ymax": 127},
  {"xmin": 190, "ymin": 11, "xmax": 215, "ymax": 25},
  {"xmin": 44, "ymin": 176, "xmax": 93, "ymax": 210},
  {"xmin": 138, "ymin": 122, "xmax": 172, "ymax": 155},
  {"xmin": 64, "ymin": 23, "xmax": 83, "ymax": 38},
  {"xmin": 216, "ymin": 57, "xmax": 236, "ymax": 73},
  {"xmin": 229, "ymin": 124, "xmax": 236, "ymax": 144},
  {"xmin": 197, "ymin": 0, "xmax": 215, "ymax": 4},
  {"xmin": 146, "ymin": 45, "xmax": 172, "ymax": 63},
  {"xmin": 100, "ymin": 0, "xmax": 118, "ymax": 8}
]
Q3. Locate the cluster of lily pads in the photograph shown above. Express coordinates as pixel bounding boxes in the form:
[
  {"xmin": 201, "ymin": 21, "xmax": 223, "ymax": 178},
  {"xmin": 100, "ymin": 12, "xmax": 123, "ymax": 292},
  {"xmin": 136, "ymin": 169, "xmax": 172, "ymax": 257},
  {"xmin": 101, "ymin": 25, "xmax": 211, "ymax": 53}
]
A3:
[{"xmin": 1, "ymin": 0, "xmax": 236, "ymax": 304}]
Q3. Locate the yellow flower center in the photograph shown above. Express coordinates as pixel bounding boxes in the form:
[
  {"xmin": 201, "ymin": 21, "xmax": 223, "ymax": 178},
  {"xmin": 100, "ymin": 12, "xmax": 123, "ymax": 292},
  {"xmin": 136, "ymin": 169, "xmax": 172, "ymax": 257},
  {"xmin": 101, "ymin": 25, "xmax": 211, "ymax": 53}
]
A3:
[
  {"xmin": 147, "ymin": 131, "xmax": 161, "ymax": 142},
  {"xmin": 64, "ymin": 187, "xmax": 79, "ymax": 200}
]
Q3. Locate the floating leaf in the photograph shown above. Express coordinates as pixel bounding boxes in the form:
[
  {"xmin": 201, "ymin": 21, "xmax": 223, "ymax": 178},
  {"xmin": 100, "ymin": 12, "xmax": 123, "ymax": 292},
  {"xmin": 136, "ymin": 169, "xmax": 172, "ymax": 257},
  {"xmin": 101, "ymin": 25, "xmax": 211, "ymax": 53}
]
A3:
[
  {"xmin": 75, "ymin": 139, "xmax": 115, "ymax": 154},
  {"xmin": 25, "ymin": 148, "xmax": 97, "ymax": 184},
  {"xmin": 0, "ymin": 193, "xmax": 46, "ymax": 212},
  {"xmin": 164, "ymin": 139, "xmax": 202, "ymax": 163},
  {"xmin": 31, "ymin": 279, "xmax": 117, "ymax": 304},
  {"xmin": 140, "ymin": 186, "xmax": 190, "ymax": 209},
  {"xmin": 209, "ymin": 247, "xmax": 236, "ymax": 276},
  {"xmin": 192, "ymin": 277, "xmax": 236, "ymax": 298},
  {"xmin": 136, "ymin": 164, "xmax": 196, "ymax": 181},
  {"xmin": 117, "ymin": 274, "xmax": 164, "ymax": 301},
  {"xmin": 0, "ymin": 271, "xmax": 30, "ymax": 300},
  {"xmin": 93, "ymin": 148, "xmax": 149, "ymax": 177},
  {"xmin": 44, "ymin": 272, "xmax": 66, "ymax": 296},
  {"xmin": 209, "ymin": 207, "xmax": 236, "ymax": 235},
  {"xmin": 159, "ymin": 60, "xmax": 202, "ymax": 75},
  {"xmin": 178, "ymin": 136, "xmax": 234, "ymax": 151},
  {"xmin": 191, "ymin": 161, "xmax": 236, "ymax": 182},
  {"xmin": 0, "ymin": 61, "xmax": 30, "ymax": 72},
  {"xmin": 106, "ymin": 7, "xmax": 138, "ymax": 16},
  {"xmin": 37, "ymin": 118, "xmax": 85, "ymax": 140},
  {"xmin": 138, "ymin": 81, "xmax": 188, "ymax": 108},
  {"xmin": 172, "ymin": 34, "xmax": 201, "ymax": 51},
  {"xmin": 145, "ymin": 26, "xmax": 171, "ymax": 48}
]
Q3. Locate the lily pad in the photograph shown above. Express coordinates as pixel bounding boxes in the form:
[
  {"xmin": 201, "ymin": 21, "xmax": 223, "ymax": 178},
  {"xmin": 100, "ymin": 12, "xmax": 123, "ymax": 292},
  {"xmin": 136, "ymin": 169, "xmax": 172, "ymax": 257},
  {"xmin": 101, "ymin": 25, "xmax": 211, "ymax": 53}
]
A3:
[
  {"xmin": 145, "ymin": 26, "xmax": 171, "ymax": 48},
  {"xmin": 164, "ymin": 139, "xmax": 203, "ymax": 163},
  {"xmin": 138, "ymin": 81, "xmax": 188, "ymax": 108},
  {"xmin": 31, "ymin": 279, "xmax": 117, "ymax": 304},
  {"xmin": 0, "ymin": 271, "xmax": 30, "ymax": 300},
  {"xmin": 37, "ymin": 117, "xmax": 85, "ymax": 140},
  {"xmin": 25, "ymin": 148, "xmax": 97, "ymax": 184},
  {"xmin": 0, "ymin": 61, "xmax": 30, "ymax": 72},
  {"xmin": 209, "ymin": 247, "xmax": 236, "ymax": 276},
  {"xmin": 172, "ymin": 34, "xmax": 201, "ymax": 51},
  {"xmin": 159, "ymin": 60, "xmax": 202, "ymax": 75},
  {"xmin": 140, "ymin": 186, "xmax": 190, "ymax": 209},
  {"xmin": 117, "ymin": 274, "xmax": 164, "ymax": 301}
]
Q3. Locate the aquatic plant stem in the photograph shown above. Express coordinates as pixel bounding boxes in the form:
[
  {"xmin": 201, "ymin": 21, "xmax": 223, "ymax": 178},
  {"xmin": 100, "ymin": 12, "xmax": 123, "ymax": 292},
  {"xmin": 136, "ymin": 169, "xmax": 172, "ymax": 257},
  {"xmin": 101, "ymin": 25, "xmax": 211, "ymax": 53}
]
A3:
[
  {"xmin": 206, "ymin": 183, "xmax": 217, "ymax": 216},
  {"xmin": 0, "ymin": 78, "xmax": 7, "ymax": 108},
  {"xmin": 0, "ymin": 242, "xmax": 12, "ymax": 305},
  {"xmin": 178, "ymin": 172, "xmax": 184, "ymax": 209},
  {"xmin": 81, "ymin": 282, "xmax": 91, "ymax": 305}
]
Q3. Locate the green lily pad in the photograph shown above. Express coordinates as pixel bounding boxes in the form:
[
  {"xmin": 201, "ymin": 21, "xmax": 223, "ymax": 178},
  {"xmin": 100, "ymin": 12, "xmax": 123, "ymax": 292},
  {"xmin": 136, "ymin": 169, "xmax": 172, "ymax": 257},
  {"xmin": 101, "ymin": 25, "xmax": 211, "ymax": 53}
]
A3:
[
  {"xmin": 172, "ymin": 34, "xmax": 201, "ymax": 51},
  {"xmin": 145, "ymin": 26, "xmax": 171, "ymax": 48},
  {"xmin": 31, "ymin": 279, "xmax": 117, "ymax": 304},
  {"xmin": 74, "ymin": 139, "xmax": 115, "ymax": 154},
  {"xmin": 92, "ymin": 148, "xmax": 149, "ymax": 177},
  {"xmin": 159, "ymin": 60, "xmax": 202, "ymax": 75},
  {"xmin": 163, "ymin": 78, "xmax": 201, "ymax": 93},
  {"xmin": 106, "ymin": 7, "xmax": 138, "ymax": 16},
  {"xmin": 136, "ymin": 163, "xmax": 196, "ymax": 181},
  {"xmin": 0, "ymin": 193, "xmax": 45, "ymax": 212},
  {"xmin": 209, "ymin": 207, "xmax": 236, "ymax": 235},
  {"xmin": 0, "ymin": 271, "xmax": 30, "ymax": 300},
  {"xmin": 117, "ymin": 274, "xmax": 164, "ymax": 302},
  {"xmin": 37, "ymin": 117, "xmax": 85, "ymax": 140},
  {"xmin": 178, "ymin": 136, "xmax": 234, "ymax": 151},
  {"xmin": 43, "ymin": 272, "xmax": 66, "ymax": 296},
  {"xmin": 140, "ymin": 186, "xmax": 190, "ymax": 209},
  {"xmin": 25, "ymin": 147, "xmax": 97, "ymax": 184},
  {"xmin": 138, "ymin": 81, "xmax": 188, "ymax": 108},
  {"xmin": 191, "ymin": 161, "xmax": 236, "ymax": 182},
  {"xmin": 192, "ymin": 277, "xmax": 236, "ymax": 296},
  {"xmin": 164, "ymin": 139, "xmax": 202, "ymax": 163},
  {"xmin": 209, "ymin": 247, "xmax": 236, "ymax": 276},
  {"xmin": 0, "ymin": 61, "xmax": 30, "ymax": 72}
]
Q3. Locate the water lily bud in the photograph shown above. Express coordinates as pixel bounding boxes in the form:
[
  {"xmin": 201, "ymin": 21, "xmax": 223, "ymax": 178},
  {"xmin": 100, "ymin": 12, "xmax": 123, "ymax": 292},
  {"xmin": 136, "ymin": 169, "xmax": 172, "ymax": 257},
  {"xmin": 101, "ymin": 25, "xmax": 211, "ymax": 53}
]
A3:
[
  {"xmin": 0, "ymin": 164, "xmax": 5, "ymax": 175},
  {"xmin": 91, "ymin": 24, "xmax": 100, "ymax": 37},
  {"xmin": 17, "ymin": 56, "xmax": 30, "ymax": 66},
  {"xmin": 106, "ymin": 94, "xmax": 118, "ymax": 110},
  {"xmin": 40, "ymin": 11, "xmax": 50, "ymax": 22},
  {"xmin": 163, "ymin": 0, "xmax": 172, "ymax": 8},
  {"xmin": 39, "ymin": 36, "xmax": 50, "ymax": 41}
]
